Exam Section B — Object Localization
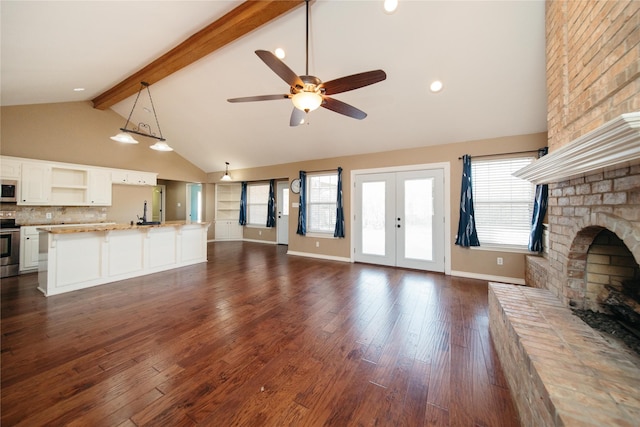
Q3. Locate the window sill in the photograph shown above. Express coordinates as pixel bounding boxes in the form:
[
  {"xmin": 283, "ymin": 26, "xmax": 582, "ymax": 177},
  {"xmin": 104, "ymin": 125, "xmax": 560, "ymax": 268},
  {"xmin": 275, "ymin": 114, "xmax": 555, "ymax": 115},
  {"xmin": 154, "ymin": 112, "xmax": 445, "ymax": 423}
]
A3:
[
  {"xmin": 469, "ymin": 244, "xmax": 535, "ymax": 254},
  {"xmin": 305, "ymin": 232, "xmax": 336, "ymax": 239}
]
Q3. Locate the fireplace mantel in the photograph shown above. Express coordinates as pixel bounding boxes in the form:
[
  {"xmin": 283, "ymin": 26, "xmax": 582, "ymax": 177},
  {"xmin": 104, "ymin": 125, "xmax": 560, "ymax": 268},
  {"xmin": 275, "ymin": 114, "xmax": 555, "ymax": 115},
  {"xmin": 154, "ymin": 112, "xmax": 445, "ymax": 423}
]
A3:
[{"xmin": 514, "ymin": 112, "xmax": 640, "ymax": 184}]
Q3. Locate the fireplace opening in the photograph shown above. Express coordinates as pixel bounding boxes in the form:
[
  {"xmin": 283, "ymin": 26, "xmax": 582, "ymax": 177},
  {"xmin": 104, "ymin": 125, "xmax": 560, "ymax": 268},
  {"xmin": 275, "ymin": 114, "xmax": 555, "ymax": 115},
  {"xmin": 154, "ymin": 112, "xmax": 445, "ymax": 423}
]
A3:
[{"xmin": 572, "ymin": 229, "xmax": 640, "ymax": 358}]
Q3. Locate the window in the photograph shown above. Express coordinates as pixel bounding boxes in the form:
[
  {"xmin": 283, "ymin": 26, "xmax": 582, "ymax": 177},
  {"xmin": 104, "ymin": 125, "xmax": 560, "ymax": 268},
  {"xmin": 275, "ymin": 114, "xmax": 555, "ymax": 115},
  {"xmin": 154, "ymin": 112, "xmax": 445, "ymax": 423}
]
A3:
[
  {"xmin": 471, "ymin": 157, "xmax": 535, "ymax": 248},
  {"xmin": 247, "ymin": 183, "xmax": 269, "ymax": 226},
  {"xmin": 307, "ymin": 172, "xmax": 338, "ymax": 234}
]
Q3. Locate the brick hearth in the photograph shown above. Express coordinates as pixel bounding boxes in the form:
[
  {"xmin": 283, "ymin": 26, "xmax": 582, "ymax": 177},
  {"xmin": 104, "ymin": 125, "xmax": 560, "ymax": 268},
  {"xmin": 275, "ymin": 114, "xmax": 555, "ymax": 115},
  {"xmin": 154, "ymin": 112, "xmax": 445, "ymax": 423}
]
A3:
[{"xmin": 488, "ymin": 282, "xmax": 640, "ymax": 427}]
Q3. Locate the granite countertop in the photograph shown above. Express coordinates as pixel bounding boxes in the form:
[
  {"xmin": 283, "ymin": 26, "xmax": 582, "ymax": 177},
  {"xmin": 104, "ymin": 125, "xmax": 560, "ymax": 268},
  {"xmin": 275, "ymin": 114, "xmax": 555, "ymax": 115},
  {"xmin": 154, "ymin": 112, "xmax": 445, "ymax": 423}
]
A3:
[
  {"xmin": 37, "ymin": 221, "xmax": 210, "ymax": 234},
  {"xmin": 19, "ymin": 221, "xmax": 115, "ymax": 227}
]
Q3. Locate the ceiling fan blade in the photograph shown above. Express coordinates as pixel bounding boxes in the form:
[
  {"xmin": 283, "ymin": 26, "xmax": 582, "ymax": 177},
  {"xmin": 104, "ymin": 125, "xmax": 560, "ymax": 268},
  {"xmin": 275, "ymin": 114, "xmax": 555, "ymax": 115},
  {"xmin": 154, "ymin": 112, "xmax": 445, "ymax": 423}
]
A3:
[
  {"xmin": 321, "ymin": 97, "xmax": 367, "ymax": 120},
  {"xmin": 290, "ymin": 107, "xmax": 305, "ymax": 127},
  {"xmin": 227, "ymin": 94, "xmax": 290, "ymax": 103},
  {"xmin": 255, "ymin": 50, "xmax": 304, "ymax": 89},
  {"xmin": 321, "ymin": 70, "xmax": 387, "ymax": 95}
]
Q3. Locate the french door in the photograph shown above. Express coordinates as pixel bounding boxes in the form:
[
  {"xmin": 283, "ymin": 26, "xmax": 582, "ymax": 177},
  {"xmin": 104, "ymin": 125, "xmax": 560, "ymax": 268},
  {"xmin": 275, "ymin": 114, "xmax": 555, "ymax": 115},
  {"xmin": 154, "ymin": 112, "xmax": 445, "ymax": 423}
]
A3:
[{"xmin": 354, "ymin": 169, "xmax": 444, "ymax": 272}]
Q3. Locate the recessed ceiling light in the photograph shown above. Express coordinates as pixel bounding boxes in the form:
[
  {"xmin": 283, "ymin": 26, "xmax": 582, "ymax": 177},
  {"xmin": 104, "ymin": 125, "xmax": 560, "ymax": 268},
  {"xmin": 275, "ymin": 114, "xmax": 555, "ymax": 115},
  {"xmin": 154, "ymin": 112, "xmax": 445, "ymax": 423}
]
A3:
[
  {"xmin": 384, "ymin": 0, "xmax": 398, "ymax": 13},
  {"xmin": 275, "ymin": 48, "xmax": 285, "ymax": 59},
  {"xmin": 73, "ymin": 87, "xmax": 85, "ymax": 92},
  {"xmin": 430, "ymin": 80, "xmax": 443, "ymax": 93}
]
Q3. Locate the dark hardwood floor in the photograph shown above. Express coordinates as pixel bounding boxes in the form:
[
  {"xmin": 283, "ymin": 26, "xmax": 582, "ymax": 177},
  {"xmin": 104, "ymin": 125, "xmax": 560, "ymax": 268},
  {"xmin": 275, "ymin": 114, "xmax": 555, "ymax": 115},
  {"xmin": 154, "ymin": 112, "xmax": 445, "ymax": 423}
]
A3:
[{"xmin": 1, "ymin": 242, "xmax": 520, "ymax": 426}]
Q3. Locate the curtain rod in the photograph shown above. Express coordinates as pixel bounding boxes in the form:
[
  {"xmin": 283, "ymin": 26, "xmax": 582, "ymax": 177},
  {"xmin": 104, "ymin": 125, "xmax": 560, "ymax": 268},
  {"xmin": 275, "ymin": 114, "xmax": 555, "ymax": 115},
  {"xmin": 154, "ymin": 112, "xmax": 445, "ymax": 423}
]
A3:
[
  {"xmin": 301, "ymin": 167, "xmax": 340, "ymax": 174},
  {"xmin": 458, "ymin": 148, "xmax": 544, "ymax": 160}
]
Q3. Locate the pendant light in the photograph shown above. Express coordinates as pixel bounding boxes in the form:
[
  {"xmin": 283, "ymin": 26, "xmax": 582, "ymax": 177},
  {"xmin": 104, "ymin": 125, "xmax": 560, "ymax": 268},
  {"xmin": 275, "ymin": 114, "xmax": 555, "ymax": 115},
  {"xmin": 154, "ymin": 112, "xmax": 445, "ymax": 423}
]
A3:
[
  {"xmin": 110, "ymin": 82, "xmax": 173, "ymax": 151},
  {"xmin": 221, "ymin": 162, "xmax": 232, "ymax": 181}
]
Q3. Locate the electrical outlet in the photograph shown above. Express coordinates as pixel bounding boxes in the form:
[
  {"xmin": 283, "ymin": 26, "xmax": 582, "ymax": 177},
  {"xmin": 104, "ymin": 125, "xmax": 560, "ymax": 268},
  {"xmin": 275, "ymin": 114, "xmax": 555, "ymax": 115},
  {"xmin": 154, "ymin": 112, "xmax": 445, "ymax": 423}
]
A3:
[
  {"xmin": 315, "ymin": 241, "xmax": 320, "ymax": 248},
  {"xmin": 497, "ymin": 257, "xmax": 503, "ymax": 265},
  {"xmin": 46, "ymin": 212, "xmax": 52, "ymax": 219},
  {"xmin": 259, "ymin": 230, "xmax": 262, "ymax": 236}
]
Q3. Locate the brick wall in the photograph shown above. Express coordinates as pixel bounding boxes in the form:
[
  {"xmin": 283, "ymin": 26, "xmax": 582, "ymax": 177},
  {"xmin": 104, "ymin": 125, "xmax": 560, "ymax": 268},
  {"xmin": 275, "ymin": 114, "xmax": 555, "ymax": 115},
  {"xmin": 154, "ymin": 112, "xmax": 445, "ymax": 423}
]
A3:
[{"xmin": 546, "ymin": 0, "xmax": 640, "ymax": 152}]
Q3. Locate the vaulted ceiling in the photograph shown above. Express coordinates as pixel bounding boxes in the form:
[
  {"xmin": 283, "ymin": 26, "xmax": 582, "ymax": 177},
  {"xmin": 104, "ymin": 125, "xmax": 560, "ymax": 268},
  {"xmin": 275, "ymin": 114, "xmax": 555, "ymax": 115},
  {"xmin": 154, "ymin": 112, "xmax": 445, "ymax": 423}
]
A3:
[{"xmin": 1, "ymin": 0, "xmax": 547, "ymax": 173}]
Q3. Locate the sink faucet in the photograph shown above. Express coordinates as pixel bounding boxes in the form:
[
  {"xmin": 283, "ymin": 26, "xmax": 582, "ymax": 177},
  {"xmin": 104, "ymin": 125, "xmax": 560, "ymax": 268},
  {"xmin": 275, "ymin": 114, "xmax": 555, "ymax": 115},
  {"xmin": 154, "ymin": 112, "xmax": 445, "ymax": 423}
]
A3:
[{"xmin": 138, "ymin": 200, "xmax": 148, "ymax": 223}]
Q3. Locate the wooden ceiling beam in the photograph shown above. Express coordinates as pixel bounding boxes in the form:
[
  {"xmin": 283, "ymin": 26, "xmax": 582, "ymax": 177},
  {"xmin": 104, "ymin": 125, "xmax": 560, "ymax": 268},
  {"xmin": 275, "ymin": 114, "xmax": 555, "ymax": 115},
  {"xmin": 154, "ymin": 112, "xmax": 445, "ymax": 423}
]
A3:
[{"xmin": 92, "ymin": 0, "xmax": 303, "ymax": 110}]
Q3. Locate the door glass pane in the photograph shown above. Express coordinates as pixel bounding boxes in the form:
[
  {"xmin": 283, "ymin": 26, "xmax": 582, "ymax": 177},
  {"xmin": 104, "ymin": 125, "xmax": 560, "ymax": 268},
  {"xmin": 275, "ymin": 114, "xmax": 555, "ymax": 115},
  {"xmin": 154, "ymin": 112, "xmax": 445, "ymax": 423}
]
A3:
[
  {"xmin": 362, "ymin": 181, "xmax": 385, "ymax": 256},
  {"xmin": 404, "ymin": 178, "xmax": 433, "ymax": 260},
  {"xmin": 281, "ymin": 189, "xmax": 289, "ymax": 215}
]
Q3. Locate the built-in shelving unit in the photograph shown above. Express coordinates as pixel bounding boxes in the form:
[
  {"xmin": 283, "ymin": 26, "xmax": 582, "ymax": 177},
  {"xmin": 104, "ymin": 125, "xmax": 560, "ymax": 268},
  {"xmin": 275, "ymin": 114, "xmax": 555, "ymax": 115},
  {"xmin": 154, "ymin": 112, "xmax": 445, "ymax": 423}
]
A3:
[
  {"xmin": 50, "ymin": 166, "xmax": 88, "ymax": 205},
  {"xmin": 215, "ymin": 183, "xmax": 243, "ymax": 240}
]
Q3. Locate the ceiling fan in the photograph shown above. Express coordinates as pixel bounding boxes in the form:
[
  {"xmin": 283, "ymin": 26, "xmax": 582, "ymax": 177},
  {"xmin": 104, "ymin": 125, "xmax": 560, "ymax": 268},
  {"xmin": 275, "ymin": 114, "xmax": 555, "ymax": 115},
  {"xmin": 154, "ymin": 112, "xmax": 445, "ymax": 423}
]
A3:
[{"xmin": 227, "ymin": 0, "xmax": 387, "ymax": 126}]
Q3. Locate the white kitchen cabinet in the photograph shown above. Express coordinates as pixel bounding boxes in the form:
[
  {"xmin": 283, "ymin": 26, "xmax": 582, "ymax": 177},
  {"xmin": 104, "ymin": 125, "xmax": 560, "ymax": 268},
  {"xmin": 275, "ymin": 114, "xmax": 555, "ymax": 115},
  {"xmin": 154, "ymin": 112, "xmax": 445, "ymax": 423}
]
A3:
[
  {"xmin": 215, "ymin": 183, "xmax": 242, "ymax": 240},
  {"xmin": 111, "ymin": 170, "xmax": 157, "ymax": 186},
  {"xmin": 88, "ymin": 169, "xmax": 112, "ymax": 205},
  {"xmin": 20, "ymin": 226, "xmax": 40, "ymax": 272},
  {"xmin": 20, "ymin": 162, "xmax": 51, "ymax": 204},
  {"xmin": 38, "ymin": 222, "xmax": 209, "ymax": 296},
  {"xmin": 214, "ymin": 220, "xmax": 243, "ymax": 240},
  {"xmin": 1, "ymin": 158, "xmax": 21, "ymax": 179}
]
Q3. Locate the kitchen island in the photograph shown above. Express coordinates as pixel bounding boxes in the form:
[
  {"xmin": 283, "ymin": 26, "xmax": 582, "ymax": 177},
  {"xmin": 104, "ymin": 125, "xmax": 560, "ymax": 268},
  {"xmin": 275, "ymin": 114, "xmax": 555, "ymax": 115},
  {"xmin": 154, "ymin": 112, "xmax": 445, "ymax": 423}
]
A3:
[{"xmin": 37, "ymin": 221, "xmax": 210, "ymax": 296}]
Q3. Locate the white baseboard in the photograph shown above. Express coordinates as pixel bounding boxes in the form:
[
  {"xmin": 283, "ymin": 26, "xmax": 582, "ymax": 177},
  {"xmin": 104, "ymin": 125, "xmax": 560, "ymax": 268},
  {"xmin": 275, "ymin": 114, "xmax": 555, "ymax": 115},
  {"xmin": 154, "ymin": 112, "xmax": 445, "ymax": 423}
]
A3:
[
  {"xmin": 450, "ymin": 270, "xmax": 526, "ymax": 285},
  {"xmin": 286, "ymin": 250, "xmax": 351, "ymax": 263},
  {"xmin": 242, "ymin": 239, "xmax": 277, "ymax": 245}
]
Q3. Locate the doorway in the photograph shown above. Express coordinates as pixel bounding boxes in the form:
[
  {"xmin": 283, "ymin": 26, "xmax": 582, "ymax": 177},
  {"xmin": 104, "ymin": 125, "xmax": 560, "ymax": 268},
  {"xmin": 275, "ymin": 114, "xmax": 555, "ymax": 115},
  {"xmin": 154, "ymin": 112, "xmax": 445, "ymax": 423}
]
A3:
[
  {"xmin": 353, "ymin": 167, "xmax": 446, "ymax": 272},
  {"xmin": 277, "ymin": 181, "xmax": 289, "ymax": 245},
  {"xmin": 151, "ymin": 185, "xmax": 166, "ymax": 223},
  {"xmin": 186, "ymin": 183, "xmax": 202, "ymax": 222}
]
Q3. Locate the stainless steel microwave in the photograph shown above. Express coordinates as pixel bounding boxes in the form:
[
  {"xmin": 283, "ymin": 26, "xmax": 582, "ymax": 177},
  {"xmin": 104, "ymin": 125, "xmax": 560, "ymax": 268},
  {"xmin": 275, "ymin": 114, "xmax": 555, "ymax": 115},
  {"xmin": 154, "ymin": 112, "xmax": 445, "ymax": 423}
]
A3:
[{"xmin": 0, "ymin": 180, "xmax": 18, "ymax": 203}]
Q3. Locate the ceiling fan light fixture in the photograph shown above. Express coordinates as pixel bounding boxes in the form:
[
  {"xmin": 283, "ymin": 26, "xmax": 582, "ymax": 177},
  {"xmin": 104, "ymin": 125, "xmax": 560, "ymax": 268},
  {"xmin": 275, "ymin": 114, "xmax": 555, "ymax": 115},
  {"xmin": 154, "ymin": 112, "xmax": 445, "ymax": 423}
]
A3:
[
  {"xmin": 110, "ymin": 132, "xmax": 139, "ymax": 144},
  {"xmin": 292, "ymin": 91, "xmax": 322, "ymax": 112}
]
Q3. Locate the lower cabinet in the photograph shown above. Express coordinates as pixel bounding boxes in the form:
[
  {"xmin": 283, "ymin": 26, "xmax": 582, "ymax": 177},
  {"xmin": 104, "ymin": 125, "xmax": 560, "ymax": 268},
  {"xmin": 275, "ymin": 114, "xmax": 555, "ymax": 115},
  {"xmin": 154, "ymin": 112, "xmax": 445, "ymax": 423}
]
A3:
[
  {"xmin": 215, "ymin": 220, "xmax": 243, "ymax": 240},
  {"xmin": 20, "ymin": 227, "xmax": 40, "ymax": 272},
  {"xmin": 38, "ymin": 223, "xmax": 209, "ymax": 296}
]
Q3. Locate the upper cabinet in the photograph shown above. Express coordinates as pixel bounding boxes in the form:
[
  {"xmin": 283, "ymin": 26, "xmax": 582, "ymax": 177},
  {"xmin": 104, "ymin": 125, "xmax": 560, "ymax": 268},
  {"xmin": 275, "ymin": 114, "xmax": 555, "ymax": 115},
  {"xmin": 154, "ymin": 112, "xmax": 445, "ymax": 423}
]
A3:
[
  {"xmin": 20, "ymin": 162, "xmax": 51, "ymax": 204},
  {"xmin": 2, "ymin": 155, "xmax": 156, "ymax": 206},
  {"xmin": 88, "ymin": 169, "xmax": 112, "ymax": 205},
  {"xmin": 111, "ymin": 170, "xmax": 157, "ymax": 186},
  {"xmin": 0, "ymin": 158, "xmax": 22, "ymax": 179}
]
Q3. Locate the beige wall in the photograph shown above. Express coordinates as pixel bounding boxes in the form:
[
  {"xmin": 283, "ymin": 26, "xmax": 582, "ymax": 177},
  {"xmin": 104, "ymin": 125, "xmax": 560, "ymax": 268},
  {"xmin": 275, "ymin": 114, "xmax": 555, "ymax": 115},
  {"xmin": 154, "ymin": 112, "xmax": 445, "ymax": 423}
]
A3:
[
  {"xmin": 0, "ymin": 101, "xmax": 207, "ymax": 182},
  {"xmin": 209, "ymin": 132, "xmax": 548, "ymax": 279},
  {"xmin": 162, "ymin": 180, "xmax": 187, "ymax": 221}
]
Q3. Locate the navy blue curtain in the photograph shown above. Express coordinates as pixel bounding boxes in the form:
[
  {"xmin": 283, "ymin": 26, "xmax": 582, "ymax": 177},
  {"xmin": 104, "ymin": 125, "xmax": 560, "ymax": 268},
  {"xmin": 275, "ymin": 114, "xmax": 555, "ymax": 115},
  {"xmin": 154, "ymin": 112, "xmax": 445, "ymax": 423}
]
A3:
[
  {"xmin": 296, "ymin": 171, "xmax": 307, "ymax": 236},
  {"xmin": 334, "ymin": 167, "xmax": 345, "ymax": 238},
  {"xmin": 238, "ymin": 181, "xmax": 247, "ymax": 226},
  {"xmin": 528, "ymin": 148, "xmax": 549, "ymax": 252},
  {"xmin": 266, "ymin": 179, "xmax": 276, "ymax": 227},
  {"xmin": 455, "ymin": 154, "xmax": 480, "ymax": 247}
]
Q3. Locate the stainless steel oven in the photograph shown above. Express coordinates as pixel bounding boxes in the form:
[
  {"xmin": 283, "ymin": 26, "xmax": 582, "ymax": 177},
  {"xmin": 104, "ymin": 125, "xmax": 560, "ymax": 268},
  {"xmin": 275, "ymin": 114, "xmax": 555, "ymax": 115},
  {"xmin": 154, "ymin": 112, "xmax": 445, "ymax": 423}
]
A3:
[
  {"xmin": 1, "ymin": 179, "xmax": 18, "ymax": 203},
  {"xmin": 0, "ymin": 211, "xmax": 20, "ymax": 278}
]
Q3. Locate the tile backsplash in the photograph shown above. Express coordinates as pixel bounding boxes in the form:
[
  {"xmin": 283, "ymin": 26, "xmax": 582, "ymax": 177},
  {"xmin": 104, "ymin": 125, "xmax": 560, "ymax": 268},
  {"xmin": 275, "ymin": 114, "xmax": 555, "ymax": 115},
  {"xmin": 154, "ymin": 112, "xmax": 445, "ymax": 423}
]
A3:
[{"xmin": 0, "ymin": 204, "xmax": 109, "ymax": 225}]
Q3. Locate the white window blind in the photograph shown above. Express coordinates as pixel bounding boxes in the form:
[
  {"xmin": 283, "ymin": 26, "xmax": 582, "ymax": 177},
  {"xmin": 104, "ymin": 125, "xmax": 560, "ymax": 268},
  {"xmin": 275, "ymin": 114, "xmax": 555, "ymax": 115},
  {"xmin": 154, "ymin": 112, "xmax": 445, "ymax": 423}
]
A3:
[
  {"xmin": 247, "ymin": 183, "xmax": 269, "ymax": 226},
  {"xmin": 471, "ymin": 157, "xmax": 535, "ymax": 248},
  {"xmin": 307, "ymin": 172, "xmax": 337, "ymax": 234}
]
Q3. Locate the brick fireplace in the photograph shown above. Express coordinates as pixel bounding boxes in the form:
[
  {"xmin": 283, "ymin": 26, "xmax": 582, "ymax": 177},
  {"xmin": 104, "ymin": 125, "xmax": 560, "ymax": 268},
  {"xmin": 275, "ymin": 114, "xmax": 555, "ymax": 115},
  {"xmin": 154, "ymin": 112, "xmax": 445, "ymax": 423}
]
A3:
[
  {"xmin": 496, "ymin": 113, "xmax": 640, "ymax": 426},
  {"xmin": 516, "ymin": 113, "xmax": 640, "ymax": 311}
]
